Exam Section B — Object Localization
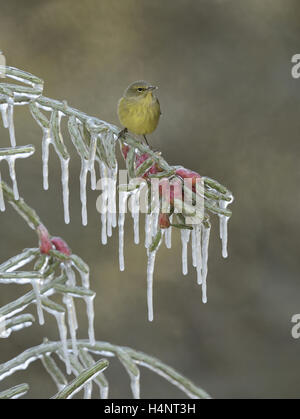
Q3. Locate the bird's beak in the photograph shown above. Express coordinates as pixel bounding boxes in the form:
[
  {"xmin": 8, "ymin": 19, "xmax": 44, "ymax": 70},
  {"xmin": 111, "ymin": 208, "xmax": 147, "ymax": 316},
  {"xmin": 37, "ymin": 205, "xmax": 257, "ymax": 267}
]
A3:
[{"xmin": 147, "ymin": 85, "xmax": 158, "ymax": 91}]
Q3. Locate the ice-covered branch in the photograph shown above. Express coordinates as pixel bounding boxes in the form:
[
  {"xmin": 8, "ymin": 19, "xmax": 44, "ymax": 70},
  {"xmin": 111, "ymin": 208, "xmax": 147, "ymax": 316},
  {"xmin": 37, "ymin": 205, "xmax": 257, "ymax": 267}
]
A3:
[
  {"xmin": 0, "ymin": 383, "xmax": 29, "ymax": 399},
  {"xmin": 52, "ymin": 358, "xmax": 109, "ymax": 399},
  {"xmin": 0, "ymin": 183, "xmax": 96, "ymax": 381},
  {"xmin": 0, "ymin": 180, "xmax": 42, "ymax": 229},
  {"xmin": 0, "ymin": 340, "xmax": 210, "ymax": 399},
  {"xmin": 0, "ymin": 65, "xmax": 234, "ymax": 320}
]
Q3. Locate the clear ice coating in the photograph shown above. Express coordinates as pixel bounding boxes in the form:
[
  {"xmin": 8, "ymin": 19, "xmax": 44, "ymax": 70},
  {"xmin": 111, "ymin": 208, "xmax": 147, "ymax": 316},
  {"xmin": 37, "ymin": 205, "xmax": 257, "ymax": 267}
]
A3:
[
  {"xmin": 131, "ymin": 189, "xmax": 140, "ymax": 245},
  {"xmin": 118, "ymin": 191, "xmax": 129, "ymax": 272},
  {"xmin": 201, "ymin": 222, "xmax": 211, "ymax": 304},
  {"xmin": 219, "ymin": 195, "xmax": 233, "ymax": 259},
  {"xmin": 0, "ymin": 103, "xmax": 9, "ymax": 128},
  {"xmin": 0, "ymin": 170, "xmax": 5, "ymax": 211},
  {"xmin": 59, "ymin": 156, "xmax": 70, "ymax": 225},
  {"xmin": 41, "ymin": 128, "xmax": 51, "ymax": 190},
  {"xmin": 31, "ymin": 277, "xmax": 44, "ymax": 325},
  {"xmin": 194, "ymin": 225, "xmax": 202, "ymax": 285},
  {"xmin": 146, "ymin": 231, "xmax": 164, "ymax": 322},
  {"xmin": 43, "ymin": 304, "xmax": 71, "ymax": 375},
  {"xmin": 164, "ymin": 215, "xmax": 173, "ymax": 249},
  {"xmin": 181, "ymin": 229, "xmax": 191, "ymax": 276},
  {"xmin": 117, "ymin": 349, "xmax": 140, "ymax": 399},
  {"xmin": 146, "ymin": 250, "xmax": 156, "ymax": 322},
  {"xmin": 64, "ymin": 264, "xmax": 78, "ymax": 355},
  {"xmin": 74, "ymin": 260, "xmax": 95, "ymax": 346},
  {"xmin": 7, "ymin": 99, "xmax": 16, "ymax": 147},
  {"xmin": 88, "ymin": 132, "xmax": 98, "ymax": 190},
  {"xmin": 7, "ymin": 158, "xmax": 19, "ymax": 200},
  {"xmin": 98, "ymin": 373, "xmax": 109, "ymax": 399},
  {"xmin": 79, "ymin": 159, "xmax": 89, "ymax": 226},
  {"xmin": 98, "ymin": 162, "xmax": 118, "ymax": 244}
]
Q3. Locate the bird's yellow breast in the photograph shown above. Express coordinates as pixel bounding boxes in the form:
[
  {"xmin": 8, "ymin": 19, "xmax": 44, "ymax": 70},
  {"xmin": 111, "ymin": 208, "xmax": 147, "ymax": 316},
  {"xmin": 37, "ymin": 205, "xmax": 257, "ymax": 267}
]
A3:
[{"xmin": 118, "ymin": 93, "xmax": 160, "ymax": 135}]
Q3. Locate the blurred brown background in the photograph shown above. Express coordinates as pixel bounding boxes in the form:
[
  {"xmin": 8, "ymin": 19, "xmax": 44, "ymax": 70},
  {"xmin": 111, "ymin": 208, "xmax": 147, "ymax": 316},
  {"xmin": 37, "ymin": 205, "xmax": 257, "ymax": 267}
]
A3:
[{"xmin": 1, "ymin": 0, "xmax": 300, "ymax": 399}]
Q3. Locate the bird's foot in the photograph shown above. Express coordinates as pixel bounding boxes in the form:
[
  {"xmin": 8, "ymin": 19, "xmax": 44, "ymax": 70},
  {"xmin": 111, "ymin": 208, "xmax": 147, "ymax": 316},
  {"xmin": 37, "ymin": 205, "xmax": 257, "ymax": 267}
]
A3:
[{"xmin": 118, "ymin": 127, "xmax": 128, "ymax": 139}]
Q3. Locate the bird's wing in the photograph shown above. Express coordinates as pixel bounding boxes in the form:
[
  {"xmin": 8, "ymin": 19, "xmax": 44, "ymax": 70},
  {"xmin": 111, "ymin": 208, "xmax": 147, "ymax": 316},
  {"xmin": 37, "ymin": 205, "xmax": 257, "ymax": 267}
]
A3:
[{"xmin": 157, "ymin": 98, "xmax": 162, "ymax": 115}]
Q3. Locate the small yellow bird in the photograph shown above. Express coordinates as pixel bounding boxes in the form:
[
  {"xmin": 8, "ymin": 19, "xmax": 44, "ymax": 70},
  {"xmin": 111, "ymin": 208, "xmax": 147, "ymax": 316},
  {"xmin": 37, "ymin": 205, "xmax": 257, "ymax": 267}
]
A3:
[{"xmin": 117, "ymin": 81, "xmax": 161, "ymax": 146}]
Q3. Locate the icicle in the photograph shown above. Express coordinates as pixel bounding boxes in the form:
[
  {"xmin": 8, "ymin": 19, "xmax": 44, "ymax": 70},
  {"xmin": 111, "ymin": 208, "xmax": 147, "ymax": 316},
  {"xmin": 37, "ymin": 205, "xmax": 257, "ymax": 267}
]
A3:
[
  {"xmin": 88, "ymin": 132, "xmax": 98, "ymax": 190},
  {"xmin": 106, "ymin": 167, "xmax": 117, "ymax": 238},
  {"xmin": 151, "ymin": 210, "xmax": 159, "ymax": 238},
  {"xmin": 99, "ymin": 162, "xmax": 108, "ymax": 244},
  {"xmin": 219, "ymin": 197, "xmax": 233, "ymax": 258},
  {"xmin": 133, "ymin": 211, "xmax": 139, "ymax": 244},
  {"xmin": 130, "ymin": 375, "xmax": 140, "ymax": 399},
  {"xmin": 84, "ymin": 295, "xmax": 95, "ymax": 346},
  {"xmin": 195, "ymin": 225, "xmax": 202, "ymax": 285},
  {"xmin": 117, "ymin": 349, "xmax": 141, "ymax": 399},
  {"xmin": 90, "ymin": 167, "xmax": 97, "ymax": 192},
  {"xmin": 0, "ymin": 103, "xmax": 9, "ymax": 128},
  {"xmin": 59, "ymin": 157, "xmax": 70, "ymax": 224},
  {"xmin": 118, "ymin": 192, "xmax": 128, "ymax": 271},
  {"xmin": 83, "ymin": 382, "xmax": 93, "ymax": 399},
  {"xmin": 164, "ymin": 215, "xmax": 173, "ymax": 249},
  {"xmin": 56, "ymin": 311, "xmax": 71, "ymax": 374},
  {"xmin": 107, "ymin": 168, "xmax": 117, "ymax": 237},
  {"xmin": 63, "ymin": 293, "xmax": 78, "ymax": 355},
  {"xmin": 79, "ymin": 269, "xmax": 90, "ymax": 290},
  {"xmin": 110, "ymin": 166, "xmax": 118, "ymax": 229},
  {"xmin": 145, "ymin": 214, "xmax": 152, "ymax": 249},
  {"xmin": 191, "ymin": 226, "xmax": 197, "ymax": 267},
  {"xmin": 107, "ymin": 185, "xmax": 113, "ymax": 238},
  {"xmin": 31, "ymin": 278, "xmax": 44, "ymax": 325},
  {"xmin": 43, "ymin": 308, "xmax": 71, "ymax": 374},
  {"xmin": 131, "ymin": 189, "xmax": 140, "ymax": 245},
  {"xmin": 101, "ymin": 212, "xmax": 107, "ymax": 245},
  {"xmin": 42, "ymin": 128, "xmax": 51, "ymax": 190},
  {"xmin": 63, "ymin": 262, "xmax": 78, "ymax": 356},
  {"xmin": 201, "ymin": 222, "xmax": 211, "ymax": 304},
  {"xmin": 99, "ymin": 376, "xmax": 109, "ymax": 399},
  {"xmin": 72, "ymin": 263, "xmax": 95, "ymax": 345},
  {"xmin": 0, "ymin": 169, "xmax": 5, "ymax": 212},
  {"xmin": 146, "ymin": 251, "xmax": 156, "ymax": 322},
  {"xmin": 7, "ymin": 158, "xmax": 19, "ymax": 200},
  {"xmin": 181, "ymin": 229, "xmax": 191, "ymax": 276},
  {"xmin": 118, "ymin": 213, "xmax": 125, "ymax": 271},
  {"xmin": 7, "ymin": 99, "xmax": 16, "ymax": 147},
  {"xmin": 146, "ymin": 231, "xmax": 164, "ymax": 322},
  {"xmin": 79, "ymin": 158, "xmax": 89, "ymax": 226}
]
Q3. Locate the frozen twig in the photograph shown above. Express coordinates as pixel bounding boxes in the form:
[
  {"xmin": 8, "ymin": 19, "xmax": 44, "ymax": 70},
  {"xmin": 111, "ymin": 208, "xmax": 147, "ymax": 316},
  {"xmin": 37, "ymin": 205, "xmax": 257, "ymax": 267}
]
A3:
[
  {"xmin": 0, "ymin": 340, "xmax": 210, "ymax": 399},
  {"xmin": 52, "ymin": 358, "xmax": 109, "ymax": 399},
  {"xmin": 0, "ymin": 383, "xmax": 29, "ymax": 399}
]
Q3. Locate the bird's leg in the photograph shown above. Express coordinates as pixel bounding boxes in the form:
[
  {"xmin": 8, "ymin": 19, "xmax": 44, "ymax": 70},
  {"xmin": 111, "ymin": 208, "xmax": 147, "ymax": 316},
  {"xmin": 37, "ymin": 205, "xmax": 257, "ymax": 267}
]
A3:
[
  {"xmin": 118, "ymin": 127, "xmax": 128, "ymax": 139},
  {"xmin": 143, "ymin": 135, "xmax": 150, "ymax": 147}
]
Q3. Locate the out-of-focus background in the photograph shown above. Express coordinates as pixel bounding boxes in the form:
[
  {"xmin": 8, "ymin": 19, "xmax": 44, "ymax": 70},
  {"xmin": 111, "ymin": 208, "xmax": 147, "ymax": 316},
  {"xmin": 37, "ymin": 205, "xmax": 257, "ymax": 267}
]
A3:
[{"xmin": 1, "ymin": 0, "xmax": 300, "ymax": 399}]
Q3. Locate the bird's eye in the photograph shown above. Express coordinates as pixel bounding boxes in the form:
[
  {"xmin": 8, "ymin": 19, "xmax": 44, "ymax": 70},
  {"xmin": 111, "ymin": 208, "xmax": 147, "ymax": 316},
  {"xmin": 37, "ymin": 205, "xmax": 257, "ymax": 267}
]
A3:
[{"xmin": 137, "ymin": 88, "xmax": 144, "ymax": 92}]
